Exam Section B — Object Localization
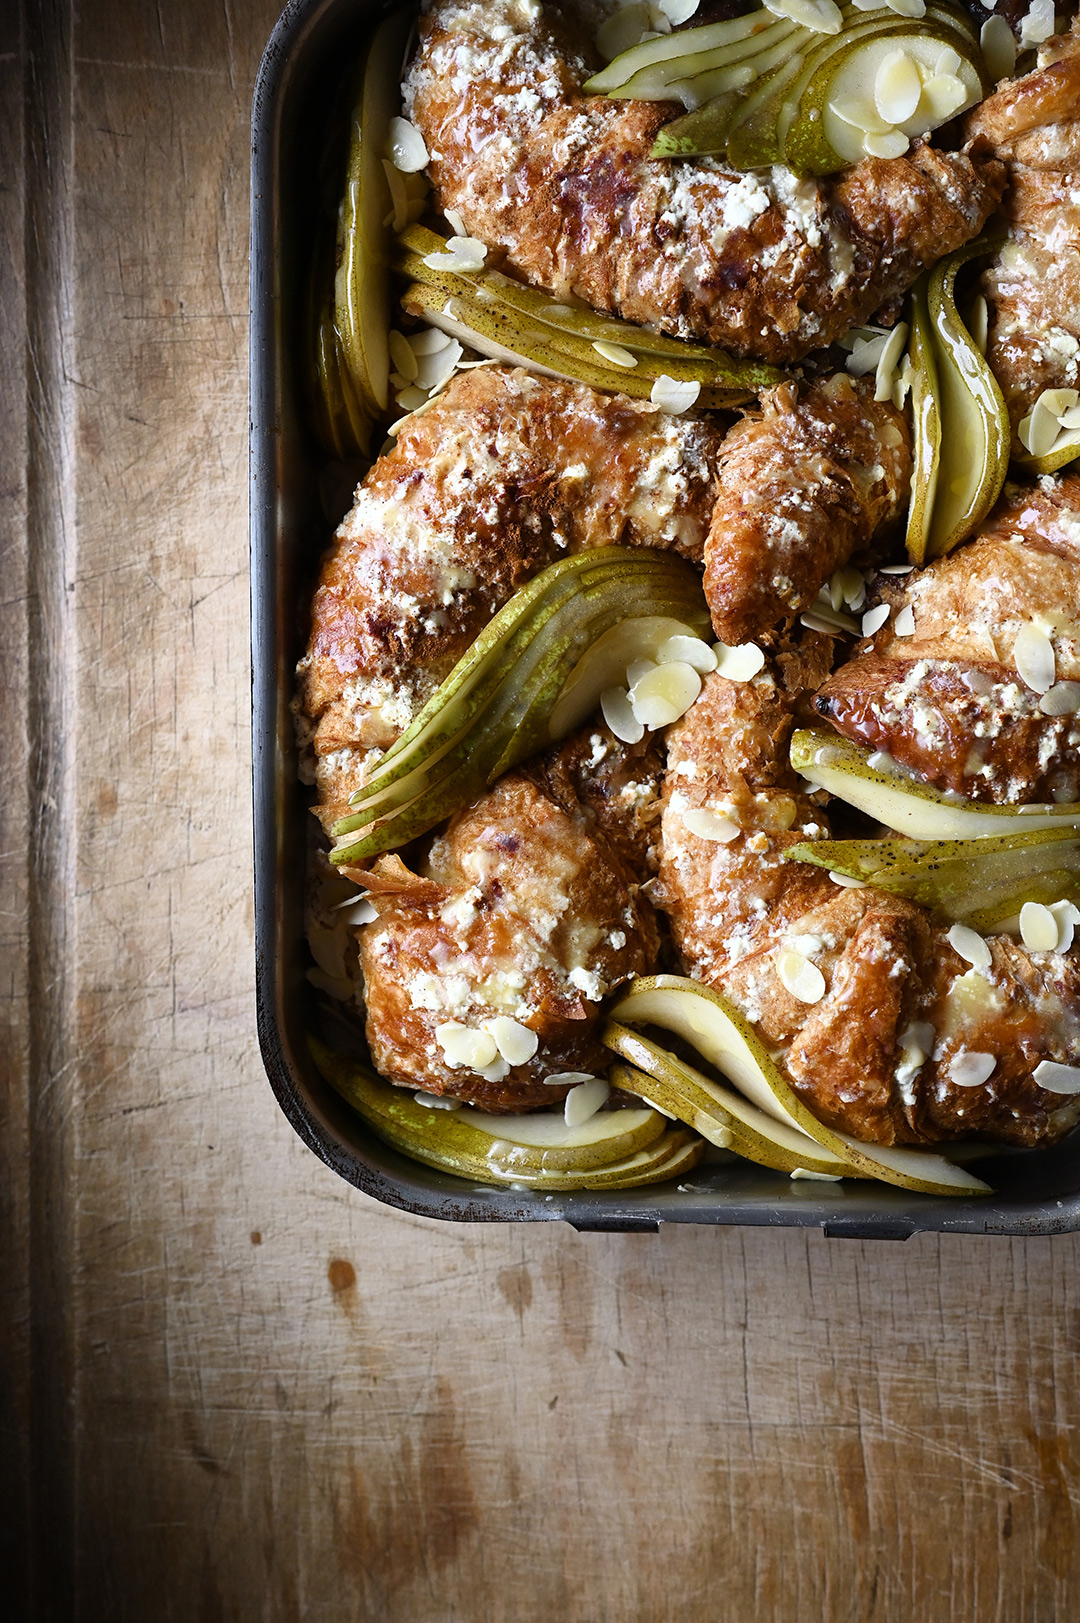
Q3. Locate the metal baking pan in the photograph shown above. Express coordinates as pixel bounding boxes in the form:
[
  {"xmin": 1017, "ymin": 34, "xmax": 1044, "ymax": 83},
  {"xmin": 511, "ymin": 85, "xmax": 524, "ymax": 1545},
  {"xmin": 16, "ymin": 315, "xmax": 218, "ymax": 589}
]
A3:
[{"xmin": 250, "ymin": 0, "xmax": 1080, "ymax": 1236}]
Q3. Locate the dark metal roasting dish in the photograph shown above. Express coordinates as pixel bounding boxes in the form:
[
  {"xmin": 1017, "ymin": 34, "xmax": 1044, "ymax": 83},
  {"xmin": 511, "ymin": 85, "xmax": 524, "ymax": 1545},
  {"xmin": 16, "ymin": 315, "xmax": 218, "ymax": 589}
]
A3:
[{"xmin": 251, "ymin": 0, "xmax": 1080, "ymax": 1236}]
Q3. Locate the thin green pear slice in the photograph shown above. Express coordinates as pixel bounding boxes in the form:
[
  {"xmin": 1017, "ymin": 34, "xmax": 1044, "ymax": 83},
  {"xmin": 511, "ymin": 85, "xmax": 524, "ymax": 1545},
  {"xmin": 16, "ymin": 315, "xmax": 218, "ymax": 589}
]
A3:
[
  {"xmin": 329, "ymin": 550, "xmax": 709, "ymax": 862},
  {"xmin": 584, "ymin": 8, "xmax": 781, "ymax": 94},
  {"xmin": 1016, "ymin": 432, "xmax": 1080, "ymax": 478},
  {"xmin": 348, "ymin": 547, "xmax": 695, "ymax": 791},
  {"xmin": 604, "ymin": 1027, "xmax": 854, "ymax": 1175},
  {"xmin": 651, "ymin": 89, "xmax": 753, "ymax": 158},
  {"xmin": 401, "ymin": 280, "xmax": 756, "ymax": 409},
  {"xmin": 607, "ymin": 16, "xmax": 801, "ymax": 101},
  {"xmin": 921, "ymin": 238, "xmax": 1009, "ymax": 561},
  {"xmin": 662, "ymin": 26, "xmax": 810, "ymax": 108},
  {"xmin": 609, "ymin": 977, "xmax": 992, "ymax": 1194},
  {"xmin": 331, "ymin": 587, "xmax": 702, "ymax": 857},
  {"xmin": 346, "ymin": 550, "xmax": 644, "ymax": 797},
  {"xmin": 308, "ymin": 226, "xmax": 374, "ymax": 458},
  {"xmin": 791, "ymin": 25, "xmax": 983, "ymax": 175},
  {"xmin": 783, "ymin": 827, "xmax": 1080, "ymax": 927},
  {"xmin": 395, "ymin": 235, "xmax": 783, "ymax": 401},
  {"xmin": 904, "ymin": 271, "xmax": 941, "ymax": 566},
  {"xmin": 340, "ymin": 551, "xmax": 706, "ymax": 801},
  {"xmin": 791, "ymin": 728, "xmax": 1080, "ymax": 839},
  {"xmin": 726, "ymin": 11, "xmax": 906, "ymax": 170},
  {"xmin": 397, "ymin": 227, "xmax": 782, "ymax": 386},
  {"xmin": 401, "ymin": 276, "xmax": 744, "ymax": 400},
  {"xmin": 310, "ymin": 1036, "xmax": 700, "ymax": 1187},
  {"xmin": 723, "ymin": 50, "xmax": 810, "ymax": 168},
  {"xmin": 335, "ymin": 6, "xmax": 415, "ymax": 416}
]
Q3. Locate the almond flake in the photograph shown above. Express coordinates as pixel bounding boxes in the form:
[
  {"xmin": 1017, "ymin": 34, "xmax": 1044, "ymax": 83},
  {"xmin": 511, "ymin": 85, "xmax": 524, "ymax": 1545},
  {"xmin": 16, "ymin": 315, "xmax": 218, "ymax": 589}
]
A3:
[
  {"xmin": 682, "ymin": 807, "xmax": 741, "ymax": 843},
  {"xmin": 949, "ymin": 1050, "xmax": 996, "ymax": 1088},
  {"xmin": 1013, "ymin": 622, "xmax": 1056, "ymax": 693},
  {"xmin": 657, "ymin": 634, "xmax": 717, "ymax": 673},
  {"xmin": 629, "ymin": 661, "xmax": 701, "ymax": 728},
  {"xmin": 947, "ymin": 924, "xmax": 992, "ymax": 971},
  {"xmin": 1020, "ymin": 901, "xmax": 1061, "ymax": 953},
  {"xmin": 600, "ymin": 686, "xmax": 645, "ymax": 745},
  {"xmin": 650, "ymin": 374, "xmax": 700, "ymax": 413},
  {"xmin": 1039, "ymin": 682, "xmax": 1080, "ymax": 716},
  {"xmin": 484, "ymin": 1016, "xmax": 539, "ymax": 1066},
  {"xmin": 592, "ymin": 340, "xmax": 638, "ymax": 368},
  {"xmin": 714, "ymin": 641, "xmax": 765, "ymax": 681},
  {"xmin": 893, "ymin": 605, "xmax": 916, "ymax": 636},
  {"xmin": 1033, "ymin": 1059, "xmax": 1080, "ymax": 1095},
  {"xmin": 980, "ymin": 14, "xmax": 1016, "ymax": 79},
  {"xmin": 436, "ymin": 1022, "xmax": 499, "ymax": 1071},
  {"xmin": 387, "ymin": 117, "xmax": 429, "ymax": 173},
  {"xmin": 862, "ymin": 129, "xmax": 909, "ymax": 160},
  {"xmin": 874, "ymin": 50, "xmax": 922, "ymax": 125},
  {"xmin": 862, "ymin": 603, "xmax": 891, "ymax": 636},
  {"xmin": 564, "ymin": 1077, "xmax": 610, "ymax": 1127},
  {"xmin": 776, "ymin": 949, "xmax": 826, "ymax": 1004}
]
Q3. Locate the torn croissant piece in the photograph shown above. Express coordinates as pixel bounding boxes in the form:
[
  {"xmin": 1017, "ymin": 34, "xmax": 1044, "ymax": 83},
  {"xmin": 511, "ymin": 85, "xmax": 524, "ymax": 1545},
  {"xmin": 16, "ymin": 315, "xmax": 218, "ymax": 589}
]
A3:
[
  {"xmin": 813, "ymin": 476, "xmax": 1080, "ymax": 803},
  {"xmin": 703, "ymin": 374, "xmax": 912, "ymax": 646},
  {"xmin": 655, "ymin": 664, "xmax": 1080, "ymax": 1149},
  {"xmin": 965, "ymin": 22, "xmax": 1080, "ymax": 443},
  {"xmin": 403, "ymin": 0, "xmax": 1005, "ymax": 364},
  {"xmin": 295, "ymin": 366, "xmax": 725, "ymax": 833},
  {"xmin": 356, "ymin": 727, "xmax": 663, "ymax": 1110}
]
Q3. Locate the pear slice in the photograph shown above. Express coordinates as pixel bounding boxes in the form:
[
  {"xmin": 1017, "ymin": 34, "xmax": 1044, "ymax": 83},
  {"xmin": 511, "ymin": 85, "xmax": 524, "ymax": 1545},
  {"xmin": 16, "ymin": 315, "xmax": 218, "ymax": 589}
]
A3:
[
  {"xmin": 665, "ymin": 25, "xmax": 811, "ymax": 110},
  {"xmin": 650, "ymin": 89, "xmax": 755, "ymax": 159},
  {"xmin": 604, "ymin": 1026, "xmax": 855, "ymax": 1175},
  {"xmin": 723, "ymin": 50, "xmax": 811, "ymax": 168},
  {"xmin": 330, "ymin": 549, "xmax": 710, "ymax": 864},
  {"xmin": 790, "ymin": 728, "xmax": 1080, "ymax": 840},
  {"xmin": 790, "ymin": 25, "xmax": 983, "ymax": 175},
  {"xmin": 310, "ymin": 263, "xmax": 374, "ymax": 459},
  {"xmin": 584, "ymin": 8, "xmax": 784, "ymax": 95},
  {"xmin": 397, "ymin": 227, "xmax": 780, "ymax": 381},
  {"xmin": 335, "ymin": 6, "xmax": 415, "ymax": 417},
  {"xmin": 1015, "ymin": 432, "xmax": 1080, "ymax": 478},
  {"xmin": 609, "ymin": 977, "xmax": 993, "ymax": 1195},
  {"xmin": 725, "ymin": 10, "xmax": 910, "ymax": 170},
  {"xmin": 917, "ymin": 239, "xmax": 1009, "ymax": 561},
  {"xmin": 395, "ymin": 229, "xmax": 784, "ymax": 401},
  {"xmin": 903, "ymin": 271, "xmax": 941, "ymax": 566},
  {"xmin": 310, "ymin": 1036, "xmax": 700, "ymax": 1188},
  {"xmin": 607, "ymin": 16, "xmax": 802, "ymax": 102},
  {"xmin": 400, "ymin": 280, "xmax": 750, "ymax": 409},
  {"xmin": 783, "ymin": 827, "xmax": 1080, "ymax": 928}
]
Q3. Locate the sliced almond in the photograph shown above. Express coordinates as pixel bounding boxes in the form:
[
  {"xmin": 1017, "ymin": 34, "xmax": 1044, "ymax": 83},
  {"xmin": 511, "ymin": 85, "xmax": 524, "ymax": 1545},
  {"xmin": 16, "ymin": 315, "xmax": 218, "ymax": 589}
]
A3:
[
  {"xmin": 1033, "ymin": 1059, "xmax": 1080, "ymax": 1095},
  {"xmin": 682, "ymin": 807, "xmax": 741, "ymax": 844},
  {"xmin": 485, "ymin": 1016, "xmax": 539, "ymax": 1066},
  {"xmin": 630, "ymin": 661, "xmax": 702, "ymax": 728},
  {"xmin": 776, "ymin": 949, "xmax": 826, "ymax": 1005},
  {"xmin": 714, "ymin": 641, "xmax": 765, "ymax": 681},
  {"xmin": 949, "ymin": 1050, "xmax": 996, "ymax": 1088},
  {"xmin": 1020, "ymin": 901, "xmax": 1061, "ymax": 953},
  {"xmin": 980, "ymin": 14, "xmax": 1016, "ymax": 81},
  {"xmin": 601, "ymin": 686, "xmax": 645, "ymax": 745},
  {"xmin": 1013, "ymin": 623, "xmax": 1056, "ymax": 694},
  {"xmin": 592, "ymin": 339, "xmax": 638, "ymax": 368},
  {"xmin": 874, "ymin": 50, "xmax": 922, "ymax": 125}
]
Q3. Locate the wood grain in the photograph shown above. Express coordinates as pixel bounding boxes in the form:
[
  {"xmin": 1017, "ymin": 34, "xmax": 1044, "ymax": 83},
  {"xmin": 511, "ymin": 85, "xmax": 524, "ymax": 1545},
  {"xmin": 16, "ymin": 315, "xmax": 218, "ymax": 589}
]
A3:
[{"xmin": 6, "ymin": 1, "xmax": 1080, "ymax": 1618}]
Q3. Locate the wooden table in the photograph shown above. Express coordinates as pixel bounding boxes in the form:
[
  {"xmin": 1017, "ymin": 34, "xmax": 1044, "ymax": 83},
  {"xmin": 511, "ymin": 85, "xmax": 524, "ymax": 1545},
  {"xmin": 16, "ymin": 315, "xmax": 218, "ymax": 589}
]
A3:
[{"xmin": 5, "ymin": 2, "xmax": 1080, "ymax": 1616}]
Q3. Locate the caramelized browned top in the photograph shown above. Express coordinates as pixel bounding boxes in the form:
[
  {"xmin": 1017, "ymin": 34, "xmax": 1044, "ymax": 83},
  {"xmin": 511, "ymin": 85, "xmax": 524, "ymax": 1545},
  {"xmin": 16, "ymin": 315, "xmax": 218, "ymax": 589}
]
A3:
[
  {"xmin": 404, "ymin": 0, "xmax": 1004, "ymax": 363},
  {"xmin": 704, "ymin": 374, "xmax": 911, "ymax": 645},
  {"xmin": 814, "ymin": 477, "xmax": 1080, "ymax": 802}
]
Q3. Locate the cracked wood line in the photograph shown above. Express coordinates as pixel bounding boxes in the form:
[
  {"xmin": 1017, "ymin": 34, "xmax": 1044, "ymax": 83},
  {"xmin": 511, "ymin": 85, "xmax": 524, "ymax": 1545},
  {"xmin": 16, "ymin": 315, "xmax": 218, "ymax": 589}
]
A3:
[{"xmin": 3, "ymin": 0, "xmax": 1080, "ymax": 1617}]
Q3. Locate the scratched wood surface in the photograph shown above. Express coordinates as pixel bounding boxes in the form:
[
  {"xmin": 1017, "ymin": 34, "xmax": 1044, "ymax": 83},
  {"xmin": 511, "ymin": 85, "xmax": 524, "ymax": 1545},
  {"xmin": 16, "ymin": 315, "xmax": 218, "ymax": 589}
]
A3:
[{"xmin": 5, "ymin": 1, "xmax": 1080, "ymax": 1618}]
